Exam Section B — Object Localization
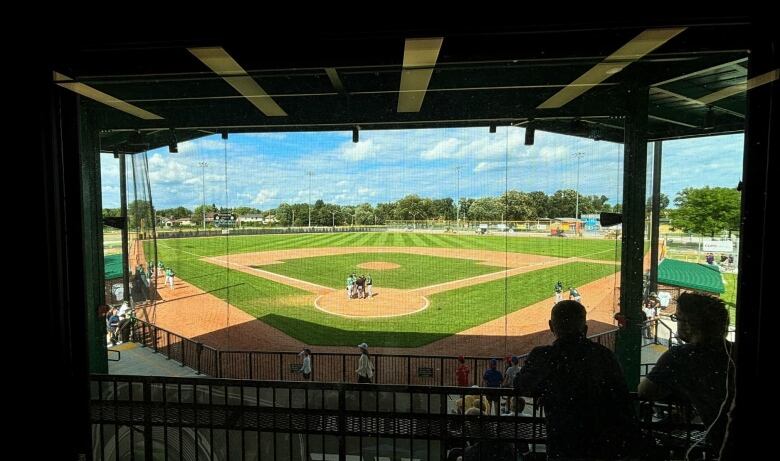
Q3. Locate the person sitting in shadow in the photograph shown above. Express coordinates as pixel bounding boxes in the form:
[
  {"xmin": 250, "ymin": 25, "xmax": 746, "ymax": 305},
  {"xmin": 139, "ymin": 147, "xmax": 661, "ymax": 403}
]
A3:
[
  {"xmin": 514, "ymin": 300, "xmax": 641, "ymax": 460},
  {"xmin": 638, "ymin": 292, "xmax": 735, "ymax": 459}
]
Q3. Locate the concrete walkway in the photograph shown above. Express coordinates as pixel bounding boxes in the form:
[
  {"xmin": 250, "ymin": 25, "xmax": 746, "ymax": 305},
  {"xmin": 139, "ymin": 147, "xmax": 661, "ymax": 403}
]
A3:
[{"xmin": 107, "ymin": 342, "xmax": 202, "ymax": 377}]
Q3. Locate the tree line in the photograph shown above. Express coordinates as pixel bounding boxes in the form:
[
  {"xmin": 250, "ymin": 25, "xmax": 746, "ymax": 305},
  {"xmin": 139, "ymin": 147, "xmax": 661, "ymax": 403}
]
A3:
[{"xmin": 103, "ymin": 186, "xmax": 739, "ymax": 236}]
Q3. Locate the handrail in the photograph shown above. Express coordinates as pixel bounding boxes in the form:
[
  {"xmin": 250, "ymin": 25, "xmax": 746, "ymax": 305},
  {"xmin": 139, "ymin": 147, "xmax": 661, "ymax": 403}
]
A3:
[{"xmin": 130, "ymin": 318, "xmax": 618, "ymax": 384}]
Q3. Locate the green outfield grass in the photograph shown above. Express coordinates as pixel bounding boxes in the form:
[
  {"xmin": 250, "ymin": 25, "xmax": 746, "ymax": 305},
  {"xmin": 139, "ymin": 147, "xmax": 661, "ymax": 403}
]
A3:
[
  {"xmin": 155, "ymin": 231, "xmax": 620, "ymax": 261},
  {"xmin": 255, "ymin": 252, "xmax": 501, "ymax": 289},
  {"xmin": 147, "ymin": 232, "xmax": 620, "ymax": 347},
  {"xmin": 721, "ymin": 272, "xmax": 736, "ymax": 325}
]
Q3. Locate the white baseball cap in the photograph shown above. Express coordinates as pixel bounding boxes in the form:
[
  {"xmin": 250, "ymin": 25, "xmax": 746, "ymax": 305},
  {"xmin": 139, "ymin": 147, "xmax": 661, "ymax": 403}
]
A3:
[{"xmin": 357, "ymin": 342, "xmax": 368, "ymax": 349}]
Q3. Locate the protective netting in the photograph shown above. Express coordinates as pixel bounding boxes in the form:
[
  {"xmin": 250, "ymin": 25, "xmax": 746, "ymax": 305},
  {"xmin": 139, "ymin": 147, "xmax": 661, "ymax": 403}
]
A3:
[{"xmin": 99, "ymin": 126, "xmax": 632, "ymax": 359}]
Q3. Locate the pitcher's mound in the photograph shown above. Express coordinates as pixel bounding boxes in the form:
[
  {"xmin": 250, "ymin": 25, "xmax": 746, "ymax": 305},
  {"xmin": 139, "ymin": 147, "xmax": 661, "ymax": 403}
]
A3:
[
  {"xmin": 315, "ymin": 288, "xmax": 428, "ymax": 318},
  {"xmin": 357, "ymin": 261, "xmax": 400, "ymax": 270}
]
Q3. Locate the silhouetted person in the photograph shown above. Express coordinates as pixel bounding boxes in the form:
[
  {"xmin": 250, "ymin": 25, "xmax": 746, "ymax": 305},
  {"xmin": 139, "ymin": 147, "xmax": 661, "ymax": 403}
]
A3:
[
  {"xmin": 638, "ymin": 292, "xmax": 735, "ymax": 458},
  {"xmin": 514, "ymin": 300, "xmax": 640, "ymax": 460}
]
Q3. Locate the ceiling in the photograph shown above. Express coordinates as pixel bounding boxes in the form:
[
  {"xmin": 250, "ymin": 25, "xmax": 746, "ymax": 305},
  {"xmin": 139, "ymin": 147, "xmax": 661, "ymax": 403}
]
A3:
[{"xmin": 53, "ymin": 22, "xmax": 754, "ymax": 153}]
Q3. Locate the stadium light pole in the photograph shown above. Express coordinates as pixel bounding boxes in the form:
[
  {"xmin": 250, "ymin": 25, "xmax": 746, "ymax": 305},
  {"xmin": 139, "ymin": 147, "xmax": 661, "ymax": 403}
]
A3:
[
  {"xmin": 306, "ymin": 171, "xmax": 313, "ymax": 228},
  {"xmin": 331, "ymin": 210, "xmax": 338, "ymax": 228},
  {"xmin": 198, "ymin": 161, "xmax": 208, "ymax": 231},
  {"xmin": 456, "ymin": 166, "xmax": 461, "ymax": 228},
  {"xmin": 574, "ymin": 152, "xmax": 584, "ymax": 222},
  {"xmin": 412, "ymin": 211, "xmax": 423, "ymax": 229}
]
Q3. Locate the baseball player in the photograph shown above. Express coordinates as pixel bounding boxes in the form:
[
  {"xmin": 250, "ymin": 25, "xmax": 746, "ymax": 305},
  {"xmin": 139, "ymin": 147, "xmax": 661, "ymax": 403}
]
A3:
[
  {"xmin": 166, "ymin": 268, "xmax": 175, "ymax": 290},
  {"xmin": 554, "ymin": 281, "xmax": 563, "ymax": 303}
]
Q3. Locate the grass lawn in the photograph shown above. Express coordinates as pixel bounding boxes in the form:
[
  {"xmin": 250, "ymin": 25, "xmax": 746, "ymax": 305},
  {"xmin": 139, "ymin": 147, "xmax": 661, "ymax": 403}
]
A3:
[
  {"xmin": 255, "ymin": 252, "xmax": 500, "ymax": 289},
  {"xmin": 154, "ymin": 231, "xmax": 620, "ymax": 261},
  {"xmin": 145, "ymin": 233, "xmax": 621, "ymax": 347},
  {"xmin": 721, "ymin": 272, "xmax": 737, "ymax": 325}
]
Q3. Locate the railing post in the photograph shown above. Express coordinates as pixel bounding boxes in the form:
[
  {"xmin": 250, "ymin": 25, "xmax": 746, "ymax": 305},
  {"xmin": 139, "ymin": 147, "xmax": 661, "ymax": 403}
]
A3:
[
  {"xmin": 196, "ymin": 342, "xmax": 202, "ymax": 375},
  {"xmin": 278, "ymin": 352, "xmax": 283, "ymax": 380},
  {"xmin": 166, "ymin": 331, "xmax": 171, "ymax": 360},
  {"xmin": 407, "ymin": 356, "xmax": 411, "ymax": 385},
  {"xmin": 440, "ymin": 357, "xmax": 444, "ymax": 386},
  {"xmin": 152, "ymin": 326, "xmax": 158, "ymax": 353},
  {"xmin": 342, "ymin": 355, "xmax": 346, "ymax": 382},
  {"xmin": 216, "ymin": 350, "xmax": 222, "ymax": 378},
  {"xmin": 143, "ymin": 379, "xmax": 153, "ymax": 460},
  {"xmin": 338, "ymin": 387, "xmax": 346, "ymax": 461},
  {"xmin": 248, "ymin": 351, "xmax": 253, "ymax": 380}
]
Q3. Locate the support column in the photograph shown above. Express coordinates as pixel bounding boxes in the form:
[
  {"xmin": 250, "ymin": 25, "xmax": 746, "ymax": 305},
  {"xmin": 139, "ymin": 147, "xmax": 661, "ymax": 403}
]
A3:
[{"xmin": 616, "ymin": 85, "xmax": 649, "ymax": 390}]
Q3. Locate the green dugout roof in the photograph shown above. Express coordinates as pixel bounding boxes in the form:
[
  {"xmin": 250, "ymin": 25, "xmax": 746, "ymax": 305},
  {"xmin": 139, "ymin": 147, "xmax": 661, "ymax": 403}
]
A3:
[
  {"xmin": 104, "ymin": 254, "xmax": 124, "ymax": 280},
  {"xmin": 658, "ymin": 258, "xmax": 725, "ymax": 294}
]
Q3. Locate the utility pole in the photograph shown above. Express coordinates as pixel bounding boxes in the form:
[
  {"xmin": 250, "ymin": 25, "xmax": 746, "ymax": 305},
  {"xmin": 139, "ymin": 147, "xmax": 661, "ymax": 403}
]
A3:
[{"xmin": 199, "ymin": 161, "xmax": 208, "ymax": 231}]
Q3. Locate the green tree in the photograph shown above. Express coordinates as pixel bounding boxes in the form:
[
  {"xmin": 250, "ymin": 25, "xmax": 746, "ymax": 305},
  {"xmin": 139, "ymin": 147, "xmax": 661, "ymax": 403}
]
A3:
[
  {"xmin": 500, "ymin": 190, "xmax": 533, "ymax": 221},
  {"xmin": 127, "ymin": 200, "xmax": 152, "ymax": 230},
  {"xmin": 233, "ymin": 206, "xmax": 262, "ymax": 217},
  {"xmin": 192, "ymin": 204, "xmax": 218, "ymax": 225},
  {"xmin": 548, "ymin": 189, "xmax": 578, "ymax": 219},
  {"xmin": 458, "ymin": 198, "xmax": 475, "ymax": 220},
  {"xmin": 467, "ymin": 197, "xmax": 503, "ymax": 221},
  {"xmin": 669, "ymin": 187, "xmax": 741, "ymax": 237},
  {"xmin": 102, "ymin": 208, "xmax": 121, "ymax": 218},
  {"xmin": 645, "ymin": 193, "xmax": 670, "ymax": 218},
  {"xmin": 526, "ymin": 191, "xmax": 550, "ymax": 218}
]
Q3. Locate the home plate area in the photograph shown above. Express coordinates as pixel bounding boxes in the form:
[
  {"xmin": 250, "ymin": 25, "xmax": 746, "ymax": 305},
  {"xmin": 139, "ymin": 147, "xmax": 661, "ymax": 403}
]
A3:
[{"xmin": 315, "ymin": 286, "xmax": 429, "ymax": 318}]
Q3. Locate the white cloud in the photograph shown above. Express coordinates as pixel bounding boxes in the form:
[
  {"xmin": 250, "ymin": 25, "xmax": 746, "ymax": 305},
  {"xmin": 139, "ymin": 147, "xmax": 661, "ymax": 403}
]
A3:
[
  {"xmin": 339, "ymin": 139, "xmax": 374, "ymax": 161},
  {"xmin": 474, "ymin": 161, "xmax": 502, "ymax": 173},
  {"xmin": 420, "ymin": 138, "xmax": 463, "ymax": 160},
  {"xmin": 251, "ymin": 189, "xmax": 278, "ymax": 206}
]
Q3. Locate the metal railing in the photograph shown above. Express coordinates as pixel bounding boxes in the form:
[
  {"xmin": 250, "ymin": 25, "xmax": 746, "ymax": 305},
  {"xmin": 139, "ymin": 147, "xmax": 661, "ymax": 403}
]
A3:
[
  {"xmin": 131, "ymin": 319, "xmax": 617, "ymax": 385},
  {"xmin": 90, "ymin": 374, "xmax": 708, "ymax": 461}
]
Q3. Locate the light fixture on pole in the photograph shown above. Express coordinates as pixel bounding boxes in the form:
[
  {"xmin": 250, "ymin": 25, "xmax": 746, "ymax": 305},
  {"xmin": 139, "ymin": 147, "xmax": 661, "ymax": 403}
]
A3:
[
  {"xmin": 574, "ymin": 152, "xmax": 584, "ymax": 222},
  {"xmin": 456, "ymin": 166, "xmax": 461, "ymax": 228},
  {"xmin": 198, "ymin": 161, "xmax": 208, "ymax": 231},
  {"xmin": 306, "ymin": 171, "xmax": 314, "ymax": 227}
]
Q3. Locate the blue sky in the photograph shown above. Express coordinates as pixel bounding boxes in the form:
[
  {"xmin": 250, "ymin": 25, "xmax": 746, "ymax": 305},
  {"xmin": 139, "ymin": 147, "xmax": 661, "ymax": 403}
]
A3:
[{"xmin": 100, "ymin": 128, "xmax": 744, "ymax": 211}]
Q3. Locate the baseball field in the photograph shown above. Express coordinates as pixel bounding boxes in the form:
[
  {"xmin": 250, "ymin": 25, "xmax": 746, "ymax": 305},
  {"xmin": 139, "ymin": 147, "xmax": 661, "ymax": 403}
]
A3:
[{"xmin": 143, "ymin": 231, "xmax": 620, "ymax": 353}]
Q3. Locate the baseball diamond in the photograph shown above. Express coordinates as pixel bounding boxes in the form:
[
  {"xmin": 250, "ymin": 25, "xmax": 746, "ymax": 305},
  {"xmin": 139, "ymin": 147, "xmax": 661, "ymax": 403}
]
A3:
[{"xmin": 139, "ymin": 232, "xmax": 620, "ymax": 357}]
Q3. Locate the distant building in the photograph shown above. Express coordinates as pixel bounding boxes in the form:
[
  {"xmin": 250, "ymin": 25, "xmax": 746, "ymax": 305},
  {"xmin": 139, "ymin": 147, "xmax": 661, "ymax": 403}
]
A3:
[
  {"xmin": 172, "ymin": 218, "xmax": 195, "ymax": 227},
  {"xmin": 238, "ymin": 214, "xmax": 264, "ymax": 225}
]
